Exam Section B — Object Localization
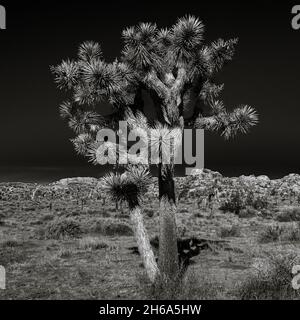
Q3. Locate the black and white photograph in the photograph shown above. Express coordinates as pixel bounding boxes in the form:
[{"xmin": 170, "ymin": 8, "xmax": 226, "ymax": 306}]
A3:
[{"xmin": 1, "ymin": 0, "xmax": 300, "ymax": 308}]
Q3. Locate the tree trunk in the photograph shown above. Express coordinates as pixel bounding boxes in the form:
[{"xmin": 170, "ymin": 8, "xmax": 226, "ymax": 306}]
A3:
[
  {"xmin": 130, "ymin": 206, "xmax": 159, "ymax": 283},
  {"xmin": 158, "ymin": 164, "xmax": 179, "ymax": 278}
]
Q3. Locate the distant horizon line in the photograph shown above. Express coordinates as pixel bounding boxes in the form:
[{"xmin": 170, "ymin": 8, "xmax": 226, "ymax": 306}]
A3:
[{"xmin": 0, "ymin": 165, "xmax": 299, "ymax": 184}]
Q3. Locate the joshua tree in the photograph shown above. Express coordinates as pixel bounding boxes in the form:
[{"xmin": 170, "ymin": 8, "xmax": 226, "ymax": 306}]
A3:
[
  {"xmin": 51, "ymin": 15, "xmax": 258, "ymax": 282},
  {"xmin": 101, "ymin": 166, "xmax": 159, "ymax": 282}
]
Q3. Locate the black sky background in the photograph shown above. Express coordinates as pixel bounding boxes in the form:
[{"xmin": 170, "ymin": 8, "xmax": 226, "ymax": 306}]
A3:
[{"xmin": 0, "ymin": 1, "xmax": 300, "ymax": 181}]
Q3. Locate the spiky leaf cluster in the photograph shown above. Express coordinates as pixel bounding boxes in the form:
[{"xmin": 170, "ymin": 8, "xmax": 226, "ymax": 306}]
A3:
[
  {"xmin": 102, "ymin": 166, "xmax": 151, "ymax": 208},
  {"xmin": 52, "ymin": 15, "xmax": 258, "ymax": 168},
  {"xmin": 195, "ymin": 105, "xmax": 258, "ymax": 139}
]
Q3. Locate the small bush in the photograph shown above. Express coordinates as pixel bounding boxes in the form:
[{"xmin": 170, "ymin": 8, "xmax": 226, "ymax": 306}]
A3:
[
  {"xmin": 93, "ymin": 218, "xmax": 133, "ymax": 236},
  {"xmin": 246, "ymin": 194, "xmax": 269, "ymax": 211},
  {"xmin": 220, "ymin": 186, "xmax": 269, "ymax": 215},
  {"xmin": 79, "ymin": 237, "xmax": 108, "ymax": 250},
  {"xmin": 219, "ymin": 190, "xmax": 244, "ymax": 214},
  {"xmin": 0, "ymin": 241, "xmax": 27, "ymax": 265},
  {"xmin": 141, "ymin": 268, "xmax": 224, "ymax": 300},
  {"xmin": 238, "ymin": 206, "xmax": 258, "ymax": 218},
  {"xmin": 281, "ymin": 223, "xmax": 300, "ymax": 242},
  {"xmin": 39, "ymin": 214, "xmax": 54, "ymax": 222},
  {"xmin": 258, "ymin": 224, "xmax": 283, "ymax": 243},
  {"xmin": 0, "ymin": 213, "xmax": 5, "ymax": 225},
  {"xmin": 44, "ymin": 218, "xmax": 82, "ymax": 240},
  {"xmin": 276, "ymin": 206, "xmax": 300, "ymax": 222},
  {"xmin": 236, "ymin": 253, "xmax": 300, "ymax": 300},
  {"xmin": 1, "ymin": 239, "xmax": 20, "ymax": 248},
  {"xmin": 217, "ymin": 225, "xmax": 241, "ymax": 238}
]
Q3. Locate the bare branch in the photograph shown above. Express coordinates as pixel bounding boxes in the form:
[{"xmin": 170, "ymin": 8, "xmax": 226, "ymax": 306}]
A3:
[{"xmin": 143, "ymin": 68, "xmax": 168, "ymax": 99}]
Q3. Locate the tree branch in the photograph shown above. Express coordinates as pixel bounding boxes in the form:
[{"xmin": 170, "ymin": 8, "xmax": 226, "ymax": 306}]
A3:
[
  {"xmin": 172, "ymin": 67, "xmax": 187, "ymax": 95},
  {"xmin": 143, "ymin": 69, "xmax": 168, "ymax": 99}
]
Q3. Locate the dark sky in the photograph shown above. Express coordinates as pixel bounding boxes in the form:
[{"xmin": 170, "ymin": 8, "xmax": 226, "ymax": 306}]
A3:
[{"xmin": 0, "ymin": 1, "xmax": 300, "ymax": 179}]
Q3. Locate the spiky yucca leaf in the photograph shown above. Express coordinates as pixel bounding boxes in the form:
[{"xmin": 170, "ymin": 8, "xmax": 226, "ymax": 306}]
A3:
[
  {"xmin": 73, "ymin": 84, "xmax": 103, "ymax": 105},
  {"xmin": 210, "ymin": 38, "xmax": 238, "ymax": 72},
  {"xmin": 68, "ymin": 111, "xmax": 102, "ymax": 134},
  {"xmin": 219, "ymin": 106, "xmax": 258, "ymax": 139},
  {"xmin": 125, "ymin": 109, "xmax": 150, "ymax": 132},
  {"xmin": 122, "ymin": 26, "xmax": 138, "ymax": 47},
  {"xmin": 114, "ymin": 61, "xmax": 137, "ymax": 84},
  {"xmin": 195, "ymin": 105, "xmax": 258, "ymax": 139},
  {"xmin": 79, "ymin": 60, "xmax": 133, "ymax": 106},
  {"xmin": 138, "ymin": 22, "xmax": 158, "ymax": 44},
  {"xmin": 170, "ymin": 15, "xmax": 204, "ymax": 63},
  {"xmin": 195, "ymin": 116, "xmax": 219, "ymax": 131},
  {"xmin": 123, "ymin": 23, "xmax": 157, "ymax": 47},
  {"xmin": 102, "ymin": 168, "xmax": 151, "ymax": 208},
  {"xmin": 78, "ymin": 41, "xmax": 103, "ymax": 61},
  {"xmin": 210, "ymin": 100, "xmax": 226, "ymax": 115},
  {"xmin": 51, "ymin": 60, "xmax": 79, "ymax": 90},
  {"xmin": 71, "ymin": 134, "xmax": 94, "ymax": 156},
  {"xmin": 81, "ymin": 60, "xmax": 118, "ymax": 89},
  {"xmin": 122, "ymin": 23, "xmax": 163, "ymax": 71},
  {"xmin": 187, "ymin": 46, "xmax": 212, "ymax": 80},
  {"xmin": 156, "ymin": 28, "xmax": 172, "ymax": 50},
  {"xmin": 59, "ymin": 101, "xmax": 74, "ymax": 119},
  {"xmin": 229, "ymin": 105, "xmax": 259, "ymax": 135},
  {"xmin": 102, "ymin": 172, "xmax": 131, "ymax": 203},
  {"xmin": 200, "ymin": 81, "xmax": 224, "ymax": 102},
  {"xmin": 125, "ymin": 165, "xmax": 152, "ymax": 192}
]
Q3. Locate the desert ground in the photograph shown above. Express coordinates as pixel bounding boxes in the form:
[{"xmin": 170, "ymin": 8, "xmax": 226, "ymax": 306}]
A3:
[{"xmin": 1, "ymin": 169, "xmax": 300, "ymax": 300}]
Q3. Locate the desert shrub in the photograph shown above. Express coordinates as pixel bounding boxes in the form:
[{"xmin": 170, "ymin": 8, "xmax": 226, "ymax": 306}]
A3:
[
  {"xmin": 178, "ymin": 268, "xmax": 225, "ymax": 300},
  {"xmin": 238, "ymin": 206, "xmax": 259, "ymax": 218},
  {"xmin": 40, "ymin": 214, "xmax": 54, "ymax": 222},
  {"xmin": 276, "ymin": 206, "xmax": 300, "ymax": 222},
  {"xmin": 217, "ymin": 225, "xmax": 241, "ymax": 238},
  {"xmin": 141, "ymin": 267, "xmax": 224, "ymax": 300},
  {"xmin": 79, "ymin": 237, "xmax": 108, "ymax": 250},
  {"xmin": 219, "ymin": 190, "xmax": 244, "ymax": 214},
  {"xmin": 281, "ymin": 223, "xmax": 300, "ymax": 242},
  {"xmin": 259, "ymin": 223, "xmax": 300, "ymax": 243},
  {"xmin": 245, "ymin": 192, "xmax": 269, "ymax": 210},
  {"xmin": 1, "ymin": 239, "xmax": 20, "ymax": 248},
  {"xmin": 258, "ymin": 224, "xmax": 283, "ymax": 243},
  {"xmin": 220, "ymin": 182, "xmax": 269, "ymax": 215},
  {"xmin": 93, "ymin": 218, "xmax": 133, "ymax": 236},
  {"xmin": 0, "ymin": 241, "xmax": 27, "ymax": 265},
  {"xmin": 260, "ymin": 208, "xmax": 273, "ymax": 218},
  {"xmin": 44, "ymin": 218, "xmax": 82, "ymax": 240},
  {"xmin": 0, "ymin": 212, "xmax": 5, "ymax": 225},
  {"xmin": 236, "ymin": 253, "xmax": 300, "ymax": 299}
]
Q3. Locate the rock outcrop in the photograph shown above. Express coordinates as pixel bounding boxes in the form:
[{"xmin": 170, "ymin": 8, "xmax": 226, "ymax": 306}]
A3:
[{"xmin": 2, "ymin": 169, "xmax": 300, "ymax": 203}]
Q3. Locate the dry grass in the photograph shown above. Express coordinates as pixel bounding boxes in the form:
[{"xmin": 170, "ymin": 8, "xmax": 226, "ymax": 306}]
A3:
[
  {"xmin": 236, "ymin": 253, "xmax": 300, "ymax": 300},
  {"xmin": 1, "ymin": 183, "xmax": 300, "ymax": 300},
  {"xmin": 79, "ymin": 237, "xmax": 109, "ymax": 251}
]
